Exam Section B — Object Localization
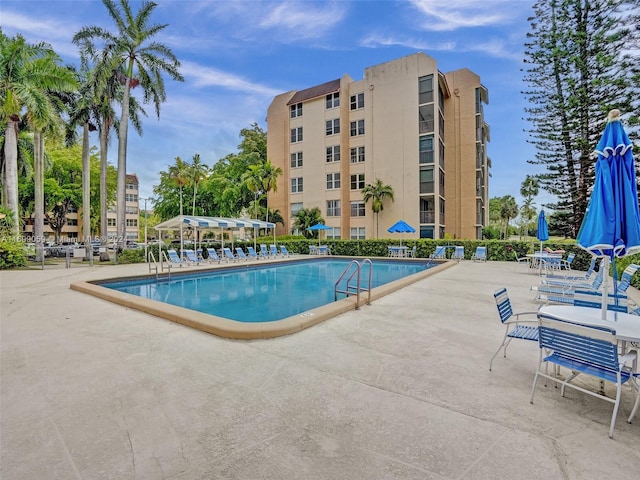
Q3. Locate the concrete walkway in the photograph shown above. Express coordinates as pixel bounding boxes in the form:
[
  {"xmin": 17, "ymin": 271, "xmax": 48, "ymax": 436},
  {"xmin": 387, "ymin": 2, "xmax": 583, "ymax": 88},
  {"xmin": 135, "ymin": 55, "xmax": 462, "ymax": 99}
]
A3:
[{"xmin": 1, "ymin": 260, "xmax": 639, "ymax": 479}]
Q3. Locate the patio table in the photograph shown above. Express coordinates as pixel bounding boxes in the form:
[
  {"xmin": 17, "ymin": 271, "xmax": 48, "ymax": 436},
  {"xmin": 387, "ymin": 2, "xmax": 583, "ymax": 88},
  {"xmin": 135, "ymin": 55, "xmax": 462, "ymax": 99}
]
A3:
[{"xmin": 539, "ymin": 304, "xmax": 640, "ymax": 345}]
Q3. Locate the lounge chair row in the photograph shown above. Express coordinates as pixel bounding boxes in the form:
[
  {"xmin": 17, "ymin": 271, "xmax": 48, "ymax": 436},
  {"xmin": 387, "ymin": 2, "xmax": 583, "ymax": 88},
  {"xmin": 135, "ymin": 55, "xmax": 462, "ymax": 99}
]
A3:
[{"xmin": 166, "ymin": 245, "xmax": 291, "ymax": 266}]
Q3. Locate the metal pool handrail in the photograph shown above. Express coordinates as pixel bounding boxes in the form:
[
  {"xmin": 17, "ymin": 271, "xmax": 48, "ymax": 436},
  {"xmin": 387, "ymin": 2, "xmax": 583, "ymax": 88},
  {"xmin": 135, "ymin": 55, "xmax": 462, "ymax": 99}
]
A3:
[{"xmin": 334, "ymin": 258, "xmax": 372, "ymax": 309}]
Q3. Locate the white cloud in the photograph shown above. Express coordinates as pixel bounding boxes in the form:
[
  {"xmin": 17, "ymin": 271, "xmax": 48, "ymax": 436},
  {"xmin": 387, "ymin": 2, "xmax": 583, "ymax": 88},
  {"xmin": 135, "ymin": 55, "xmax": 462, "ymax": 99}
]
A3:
[
  {"xmin": 1, "ymin": 11, "xmax": 80, "ymax": 58},
  {"xmin": 409, "ymin": 0, "xmax": 519, "ymax": 31},
  {"xmin": 258, "ymin": 0, "xmax": 347, "ymax": 39},
  {"xmin": 360, "ymin": 34, "xmax": 456, "ymax": 52},
  {"xmin": 179, "ymin": 61, "xmax": 282, "ymax": 97}
]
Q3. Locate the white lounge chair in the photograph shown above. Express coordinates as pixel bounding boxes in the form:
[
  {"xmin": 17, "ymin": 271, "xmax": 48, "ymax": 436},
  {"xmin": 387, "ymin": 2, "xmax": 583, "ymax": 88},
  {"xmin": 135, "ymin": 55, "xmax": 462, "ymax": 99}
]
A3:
[{"xmin": 471, "ymin": 246, "xmax": 487, "ymax": 262}]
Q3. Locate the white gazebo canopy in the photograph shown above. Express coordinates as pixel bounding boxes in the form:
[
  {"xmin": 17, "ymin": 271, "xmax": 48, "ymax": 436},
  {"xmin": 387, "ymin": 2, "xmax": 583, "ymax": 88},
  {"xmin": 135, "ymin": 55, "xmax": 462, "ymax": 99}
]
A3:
[{"xmin": 153, "ymin": 216, "xmax": 276, "ymax": 250}]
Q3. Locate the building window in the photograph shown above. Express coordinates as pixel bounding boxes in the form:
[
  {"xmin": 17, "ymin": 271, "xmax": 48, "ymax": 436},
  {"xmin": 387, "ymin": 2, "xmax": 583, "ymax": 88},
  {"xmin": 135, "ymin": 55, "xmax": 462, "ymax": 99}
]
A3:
[
  {"xmin": 419, "ymin": 75, "xmax": 434, "ymax": 104},
  {"xmin": 290, "ymin": 127, "xmax": 303, "ymax": 143},
  {"xmin": 326, "ymin": 92, "xmax": 339, "ymax": 109},
  {"xmin": 326, "ymin": 145, "xmax": 340, "ymax": 163},
  {"xmin": 290, "ymin": 152, "xmax": 303, "ymax": 168},
  {"xmin": 350, "ymin": 119, "xmax": 365, "ymax": 137},
  {"xmin": 126, "ymin": 207, "xmax": 138, "ymax": 215},
  {"xmin": 350, "ymin": 93, "xmax": 364, "ymax": 110},
  {"xmin": 290, "ymin": 202, "xmax": 303, "ymax": 216},
  {"xmin": 126, "ymin": 182, "xmax": 137, "ymax": 190},
  {"xmin": 326, "ymin": 227, "xmax": 340, "ymax": 240},
  {"xmin": 125, "ymin": 194, "xmax": 138, "ymax": 202},
  {"xmin": 419, "ymin": 104, "xmax": 434, "ymax": 134},
  {"xmin": 327, "ymin": 200, "xmax": 341, "ymax": 216},
  {"xmin": 419, "ymin": 135, "xmax": 434, "ymax": 164},
  {"xmin": 326, "ymin": 118, "xmax": 340, "ymax": 135},
  {"xmin": 420, "ymin": 168, "xmax": 434, "ymax": 194},
  {"xmin": 291, "ymin": 177, "xmax": 303, "ymax": 193},
  {"xmin": 420, "ymin": 225, "xmax": 434, "ymax": 239},
  {"xmin": 350, "ymin": 227, "xmax": 365, "ymax": 240},
  {"xmin": 350, "ymin": 201, "xmax": 365, "ymax": 217},
  {"xmin": 350, "ymin": 146, "xmax": 365, "ymax": 163},
  {"xmin": 67, "ymin": 205, "xmax": 77, "ymax": 213},
  {"xmin": 326, "ymin": 173, "xmax": 341, "ymax": 190},
  {"xmin": 350, "ymin": 174, "xmax": 365, "ymax": 190},
  {"xmin": 290, "ymin": 103, "xmax": 302, "ymax": 118},
  {"xmin": 126, "ymin": 218, "xmax": 138, "ymax": 227},
  {"xmin": 67, "ymin": 218, "xmax": 78, "ymax": 226},
  {"xmin": 107, "ymin": 218, "xmax": 117, "ymax": 227}
]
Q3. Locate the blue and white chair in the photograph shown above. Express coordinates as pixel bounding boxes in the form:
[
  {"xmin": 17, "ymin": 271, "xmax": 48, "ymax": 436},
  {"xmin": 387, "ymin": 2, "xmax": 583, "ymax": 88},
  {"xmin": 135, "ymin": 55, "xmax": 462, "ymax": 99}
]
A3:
[
  {"xmin": 452, "ymin": 245, "xmax": 465, "ymax": 262},
  {"xmin": 183, "ymin": 249, "xmax": 202, "ymax": 265},
  {"xmin": 531, "ymin": 315, "xmax": 640, "ymax": 438},
  {"xmin": 167, "ymin": 249, "xmax": 184, "ymax": 267},
  {"xmin": 235, "ymin": 247, "xmax": 249, "ymax": 261},
  {"xmin": 246, "ymin": 246, "xmax": 260, "ymax": 260},
  {"xmin": 490, "ymin": 288, "xmax": 539, "ymax": 371},
  {"xmin": 318, "ymin": 245, "xmax": 330, "ymax": 255},
  {"xmin": 206, "ymin": 248, "xmax": 221, "ymax": 263},
  {"xmin": 309, "ymin": 245, "xmax": 318, "ymax": 255},
  {"xmin": 427, "ymin": 245, "xmax": 447, "ymax": 263},
  {"xmin": 280, "ymin": 245, "xmax": 290, "ymax": 257},
  {"xmin": 471, "ymin": 246, "xmax": 487, "ymax": 262},
  {"xmin": 222, "ymin": 247, "xmax": 237, "ymax": 262},
  {"xmin": 269, "ymin": 244, "xmax": 280, "ymax": 257},
  {"xmin": 260, "ymin": 244, "xmax": 270, "ymax": 258},
  {"xmin": 559, "ymin": 253, "xmax": 576, "ymax": 271}
]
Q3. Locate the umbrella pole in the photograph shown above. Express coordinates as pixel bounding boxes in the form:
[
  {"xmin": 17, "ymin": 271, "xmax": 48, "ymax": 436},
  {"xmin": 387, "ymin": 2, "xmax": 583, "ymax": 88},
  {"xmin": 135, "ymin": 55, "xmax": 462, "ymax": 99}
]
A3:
[{"xmin": 601, "ymin": 256, "xmax": 609, "ymax": 321}]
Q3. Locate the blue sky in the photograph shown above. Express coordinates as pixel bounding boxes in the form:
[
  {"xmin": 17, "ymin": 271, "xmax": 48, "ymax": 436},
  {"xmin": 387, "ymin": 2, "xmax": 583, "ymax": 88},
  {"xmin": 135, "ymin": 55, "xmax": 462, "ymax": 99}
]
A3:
[{"xmin": 1, "ymin": 0, "xmax": 550, "ymax": 207}]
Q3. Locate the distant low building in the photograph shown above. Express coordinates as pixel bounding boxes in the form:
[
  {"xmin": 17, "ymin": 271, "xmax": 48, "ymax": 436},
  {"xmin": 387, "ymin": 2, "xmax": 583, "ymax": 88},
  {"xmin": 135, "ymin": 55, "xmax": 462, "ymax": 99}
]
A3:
[{"xmin": 22, "ymin": 173, "xmax": 140, "ymax": 243}]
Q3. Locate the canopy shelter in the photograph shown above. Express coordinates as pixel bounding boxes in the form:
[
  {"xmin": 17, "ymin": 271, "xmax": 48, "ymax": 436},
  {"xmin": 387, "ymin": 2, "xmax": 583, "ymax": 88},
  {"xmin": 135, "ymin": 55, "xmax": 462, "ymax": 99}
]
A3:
[{"xmin": 154, "ymin": 216, "xmax": 276, "ymax": 253}]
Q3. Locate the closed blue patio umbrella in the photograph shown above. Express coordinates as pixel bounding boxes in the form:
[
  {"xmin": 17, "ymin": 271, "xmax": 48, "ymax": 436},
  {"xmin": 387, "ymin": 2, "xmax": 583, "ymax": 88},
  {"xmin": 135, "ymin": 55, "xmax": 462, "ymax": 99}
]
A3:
[
  {"xmin": 536, "ymin": 210, "xmax": 549, "ymax": 273},
  {"xmin": 576, "ymin": 109, "xmax": 640, "ymax": 319},
  {"xmin": 387, "ymin": 219, "xmax": 416, "ymax": 246}
]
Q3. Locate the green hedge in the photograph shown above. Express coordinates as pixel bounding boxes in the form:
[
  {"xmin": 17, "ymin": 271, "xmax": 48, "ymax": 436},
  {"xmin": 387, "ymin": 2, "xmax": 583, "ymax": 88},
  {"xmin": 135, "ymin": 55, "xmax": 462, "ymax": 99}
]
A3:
[{"xmin": 0, "ymin": 237, "xmax": 27, "ymax": 269}]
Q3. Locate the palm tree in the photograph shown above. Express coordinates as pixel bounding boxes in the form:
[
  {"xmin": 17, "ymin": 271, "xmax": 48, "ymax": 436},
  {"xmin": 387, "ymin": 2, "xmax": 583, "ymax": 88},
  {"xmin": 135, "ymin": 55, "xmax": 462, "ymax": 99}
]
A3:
[
  {"xmin": 519, "ymin": 175, "xmax": 539, "ymax": 239},
  {"xmin": 362, "ymin": 179, "xmax": 395, "ymax": 238},
  {"xmin": 499, "ymin": 195, "xmax": 518, "ymax": 240},
  {"xmin": 169, "ymin": 156, "xmax": 189, "ymax": 254},
  {"xmin": 1, "ymin": 32, "xmax": 76, "ymax": 235},
  {"xmin": 73, "ymin": 0, "xmax": 183, "ymax": 246},
  {"xmin": 261, "ymin": 160, "xmax": 283, "ymax": 223},
  {"xmin": 242, "ymin": 163, "xmax": 264, "ymax": 220},
  {"xmin": 189, "ymin": 154, "xmax": 208, "ymax": 216},
  {"xmin": 292, "ymin": 207, "xmax": 323, "ymax": 239}
]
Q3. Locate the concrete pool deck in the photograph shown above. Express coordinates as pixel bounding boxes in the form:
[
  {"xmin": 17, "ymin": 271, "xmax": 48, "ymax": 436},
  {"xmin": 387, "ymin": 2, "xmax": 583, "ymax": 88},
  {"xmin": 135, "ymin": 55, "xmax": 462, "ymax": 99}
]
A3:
[{"xmin": 1, "ymin": 259, "xmax": 639, "ymax": 479}]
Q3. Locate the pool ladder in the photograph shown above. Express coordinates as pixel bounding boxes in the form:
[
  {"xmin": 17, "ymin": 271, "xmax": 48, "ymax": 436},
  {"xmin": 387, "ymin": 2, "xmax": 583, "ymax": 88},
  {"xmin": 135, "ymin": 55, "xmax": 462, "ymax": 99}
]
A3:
[
  {"xmin": 334, "ymin": 259, "xmax": 372, "ymax": 309},
  {"xmin": 148, "ymin": 250, "xmax": 172, "ymax": 281}
]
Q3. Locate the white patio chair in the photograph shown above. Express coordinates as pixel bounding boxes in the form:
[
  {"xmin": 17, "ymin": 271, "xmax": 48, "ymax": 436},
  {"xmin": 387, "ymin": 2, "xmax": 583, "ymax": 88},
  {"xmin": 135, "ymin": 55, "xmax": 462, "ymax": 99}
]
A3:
[
  {"xmin": 531, "ymin": 315, "xmax": 640, "ymax": 438},
  {"xmin": 490, "ymin": 288, "xmax": 539, "ymax": 371}
]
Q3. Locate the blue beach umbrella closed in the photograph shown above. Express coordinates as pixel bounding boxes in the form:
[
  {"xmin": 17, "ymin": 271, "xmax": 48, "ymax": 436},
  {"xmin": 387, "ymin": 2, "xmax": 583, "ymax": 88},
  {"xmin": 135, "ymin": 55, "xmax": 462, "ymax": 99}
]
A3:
[
  {"xmin": 536, "ymin": 210, "xmax": 550, "ymax": 274},
  {"xmin": 577, "ymin": 109, "xmax": 640, "ymax": 319}
]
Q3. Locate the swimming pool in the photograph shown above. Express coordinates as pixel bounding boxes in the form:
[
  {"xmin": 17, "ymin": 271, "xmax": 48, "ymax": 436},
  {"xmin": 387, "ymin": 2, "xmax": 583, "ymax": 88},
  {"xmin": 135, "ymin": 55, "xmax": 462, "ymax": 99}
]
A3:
[
  {"xmin": 102, "ymin": 258, "xmax": 430, "ymax": 322},
  {"xmin": 71, "ymin": 257, "xmax": 453, "ymax": 339}
]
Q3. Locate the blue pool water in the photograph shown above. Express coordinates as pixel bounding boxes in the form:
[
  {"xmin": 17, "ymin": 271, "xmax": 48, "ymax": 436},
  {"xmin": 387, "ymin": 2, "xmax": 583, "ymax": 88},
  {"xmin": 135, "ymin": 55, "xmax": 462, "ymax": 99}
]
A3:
[{"xmin": 101, "ymin": 258, "xmax": 433, "ymax": 323}]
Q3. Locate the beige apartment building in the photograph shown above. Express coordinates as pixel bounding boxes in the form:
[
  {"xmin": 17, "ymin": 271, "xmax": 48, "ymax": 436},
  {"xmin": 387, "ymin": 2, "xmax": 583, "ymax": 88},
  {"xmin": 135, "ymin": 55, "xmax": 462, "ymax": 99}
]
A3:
[
  {"xmin": 22, "ymin": 173, "xmax": 140, "ymax": 243},
  {"xmin": 266, "ymin": 52, "xmax": 489, "ymax": 240}
]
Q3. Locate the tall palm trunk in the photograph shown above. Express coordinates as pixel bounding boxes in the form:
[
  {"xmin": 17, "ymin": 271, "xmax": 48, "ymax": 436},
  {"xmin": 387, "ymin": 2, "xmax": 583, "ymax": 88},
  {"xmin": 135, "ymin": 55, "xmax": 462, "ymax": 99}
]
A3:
[
  {"xmin": 34, "ymin": 130, "xmax": 45, "ymax": 260},
  {"xmin": 4, "ymin": 118, "xmax": 20, "ymax": 235},
  {"xmin": 116, "ymin": 64, "xmax": 133, "ymax": 246},
  {"xmin": 82, "ymin": 122, "xmax": 91, "ymax": 260},
  {"xmin": 99, "ymin": 119, "xmax": 109, "ymax": 243}
]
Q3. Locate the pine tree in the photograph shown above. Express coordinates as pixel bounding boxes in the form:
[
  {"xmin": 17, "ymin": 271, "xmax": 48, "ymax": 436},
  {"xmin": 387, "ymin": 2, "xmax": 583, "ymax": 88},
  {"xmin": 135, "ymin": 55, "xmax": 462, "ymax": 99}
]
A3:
[{"xmin": 523, "ymin": 0, "xmax": 638, "ymax": 235}]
